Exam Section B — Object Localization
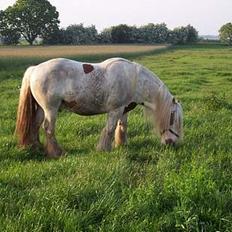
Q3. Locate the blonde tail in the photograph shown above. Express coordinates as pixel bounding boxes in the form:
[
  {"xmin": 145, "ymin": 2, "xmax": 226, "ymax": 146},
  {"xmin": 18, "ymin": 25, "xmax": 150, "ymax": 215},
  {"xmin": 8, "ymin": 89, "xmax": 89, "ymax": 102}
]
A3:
[{"xmin": 15, "ymin": 66, "xmax": 36, "ymax": 146}]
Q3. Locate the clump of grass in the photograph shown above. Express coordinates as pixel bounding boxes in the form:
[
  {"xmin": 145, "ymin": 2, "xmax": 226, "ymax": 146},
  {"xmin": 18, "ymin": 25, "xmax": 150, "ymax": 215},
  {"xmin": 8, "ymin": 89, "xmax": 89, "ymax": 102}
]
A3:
[
  {"xmin": 204, "ymin": 92, "xmax": 232, "ymax": 111},
  {"xmin": 226, "ymin": 77, "xmax": 232, "ymax": 82}
]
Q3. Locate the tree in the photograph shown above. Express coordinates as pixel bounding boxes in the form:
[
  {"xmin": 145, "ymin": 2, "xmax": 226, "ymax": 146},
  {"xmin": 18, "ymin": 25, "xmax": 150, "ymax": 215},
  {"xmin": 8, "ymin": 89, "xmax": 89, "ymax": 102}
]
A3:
[
  {"xmin": 168, "ymin": 25, "xmax": 198, "ymax": 44},
  {"xmin": 130, "ymin": 26, "xmax": 142, "ymax": 43},
  {"xmin": 111, "ymin": 24, "xmax": 133, "ymax": 43},
  {"xmin": 4, "ymin": 0, "xmax": 59, "ymax": 45},
  {"xmin": 98, "ymin": 28, "xmax": 112, "ymax": 44},
  {"xmin": 0, "ymin": 10, "xmax": 20, "ymax": 45},
  {"xmin": 42, "ymin": 28, "xmax": 63, "ymax": 45},
  {"xmin": 63, "ymin": 24, "xmax": 98, "ymax": 45},
  {"xmin": 84, "ymin": 25, "xmax": 98, "ymax": 44},
  {"xmin": 219, "ymin": 23, "xmax": 232, "ymax": 45},
  {"xmin": 185, "ymin": 24, "xmax": 198, "ymax": 43},
  {"xmin": 139, "ymin": 23, "xmax": 169, "ymax": 43},
  {"xmin": 168, "ymin": 27, "xmax": 188, "ymax": 44}
]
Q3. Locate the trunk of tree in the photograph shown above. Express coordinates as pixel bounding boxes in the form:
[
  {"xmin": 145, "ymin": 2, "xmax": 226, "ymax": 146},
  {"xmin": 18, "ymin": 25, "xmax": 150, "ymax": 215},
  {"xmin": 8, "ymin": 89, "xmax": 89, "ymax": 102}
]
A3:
[{"xmin": 21, "ymin": 33, "xmax": 34, "ymax": 45}]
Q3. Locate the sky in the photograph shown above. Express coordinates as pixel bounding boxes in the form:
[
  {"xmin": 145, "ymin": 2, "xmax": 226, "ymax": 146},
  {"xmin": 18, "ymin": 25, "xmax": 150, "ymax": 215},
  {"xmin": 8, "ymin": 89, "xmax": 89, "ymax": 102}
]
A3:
[{"xmin": 1, "ymin": 0, "xmax": 231, "ymax": 35}]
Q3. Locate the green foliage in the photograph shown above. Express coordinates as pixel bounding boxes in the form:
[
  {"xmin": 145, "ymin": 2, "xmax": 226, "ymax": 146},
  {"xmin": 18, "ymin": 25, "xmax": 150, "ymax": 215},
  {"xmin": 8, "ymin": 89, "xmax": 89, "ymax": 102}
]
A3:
[
  {"xmin": 169, "ymin": 25, "xmax": 198, "ymax": 45},
  {"xmin": 108, "ymin": 23, "xmax": 197, "ymax": 45},
  {"xmin": 0, "ymin": 10, "xmax": 21, "ymax": 45},
  {"xmin": 43, "ymin": 24, "xmax": 99, "ymax": 45},
  {"xmin": 98, "ymin": 28, "xmax": 112, "ymax": 44},
  {"xmin": 42, "ymin": 28, "xmax": 64, "ymax": 45},
  {"xmin": 0, "ymin": 44, "xmax": 232, "ymax": 231},
  {"xmin": 139, "ymin": 23, "xmax": 169, "ymax": 43},
  {"xmin": 111, "ymin": 24, "xmax": 133, "ymax": 43},
  {"xmin": 219, "ymin": 23, "xmax": 232, "ymax": 45},
  {"xmin": 64, "ymin": 24, "xmax": 98, "ymax": 45},
  {"xmin": 3, "ymin": 0, "xmax": 60, "ymax": 45}
]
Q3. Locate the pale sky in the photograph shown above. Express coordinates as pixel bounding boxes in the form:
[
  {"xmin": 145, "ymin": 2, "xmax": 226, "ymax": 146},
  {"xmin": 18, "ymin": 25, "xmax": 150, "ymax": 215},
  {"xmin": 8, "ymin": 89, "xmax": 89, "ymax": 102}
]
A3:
[{"xmin": 1, "ymin": 0, "xmax": 232, "ymax": 35}]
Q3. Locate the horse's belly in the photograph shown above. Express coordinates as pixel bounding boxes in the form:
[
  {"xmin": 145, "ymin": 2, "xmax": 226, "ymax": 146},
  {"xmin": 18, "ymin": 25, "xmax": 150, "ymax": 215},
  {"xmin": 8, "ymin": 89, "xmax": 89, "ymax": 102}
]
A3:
[{"xmin": 61, "ymin": 99, "xmax": 106, "ymax": 115}]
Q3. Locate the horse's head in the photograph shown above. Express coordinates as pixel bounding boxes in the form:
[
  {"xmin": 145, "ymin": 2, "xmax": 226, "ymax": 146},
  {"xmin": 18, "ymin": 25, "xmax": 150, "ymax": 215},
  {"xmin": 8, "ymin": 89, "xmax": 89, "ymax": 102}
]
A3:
[{"xmin": 160, "ymin": 98, "xmax": 183, "ymax": 146}]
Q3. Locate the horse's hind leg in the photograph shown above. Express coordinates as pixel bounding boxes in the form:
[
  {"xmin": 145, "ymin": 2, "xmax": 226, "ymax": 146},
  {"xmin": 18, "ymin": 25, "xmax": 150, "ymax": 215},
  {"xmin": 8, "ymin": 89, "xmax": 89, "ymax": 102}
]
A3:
[
  {"xmin": 114, "ymin": 113, "xmax": 128, "ymax": 148},
  {"xmin": 32, "ymin": 106, "xmax": 44, "ymax": 149},
  {"xmin": 43, "ymin": 108, "xmax": 64, "ymax": 158},
  {"xmin": 97, "ymin": 108, "xmax": 124, "ymax": 151}
]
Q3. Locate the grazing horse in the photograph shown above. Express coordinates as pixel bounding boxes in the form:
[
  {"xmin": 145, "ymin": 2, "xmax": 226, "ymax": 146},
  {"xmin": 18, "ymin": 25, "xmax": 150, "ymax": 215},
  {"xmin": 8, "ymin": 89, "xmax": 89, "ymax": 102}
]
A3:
[{"xmin": 15, "ymin": 57, "xmax": 183, "ymax": 158}]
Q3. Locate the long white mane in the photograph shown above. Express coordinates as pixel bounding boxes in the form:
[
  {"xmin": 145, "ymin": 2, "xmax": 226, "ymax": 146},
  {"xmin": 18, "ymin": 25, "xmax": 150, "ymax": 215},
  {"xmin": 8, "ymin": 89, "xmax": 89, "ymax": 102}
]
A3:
[{"xmin": 143, "ymin": 70, "xmax": 183, "ymax": 139}]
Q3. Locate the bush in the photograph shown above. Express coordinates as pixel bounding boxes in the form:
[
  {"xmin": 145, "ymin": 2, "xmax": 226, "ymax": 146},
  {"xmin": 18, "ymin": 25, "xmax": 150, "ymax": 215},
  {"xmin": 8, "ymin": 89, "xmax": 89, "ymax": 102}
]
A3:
[
  {"xmin": 219, "ymin": 23, "xmax": 232, "ymax": 45},
  {"xmin": 168, "ymin": 25, "xmax": 198, "ymax": 45}
]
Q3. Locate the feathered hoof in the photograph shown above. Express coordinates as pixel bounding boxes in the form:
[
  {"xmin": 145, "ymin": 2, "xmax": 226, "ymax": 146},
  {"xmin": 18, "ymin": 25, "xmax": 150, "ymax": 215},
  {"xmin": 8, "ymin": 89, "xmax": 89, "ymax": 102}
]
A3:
[
  {"xmin": 96, "ymin": 144, "xmax": 112, "ymax": 152},
  {"xmin": 45, "ymin": 144, "xmax": 65, "ymax": 159},
  {"xmin": 31, "ymin": 141, "xmax": 43, "ymax": 151}
]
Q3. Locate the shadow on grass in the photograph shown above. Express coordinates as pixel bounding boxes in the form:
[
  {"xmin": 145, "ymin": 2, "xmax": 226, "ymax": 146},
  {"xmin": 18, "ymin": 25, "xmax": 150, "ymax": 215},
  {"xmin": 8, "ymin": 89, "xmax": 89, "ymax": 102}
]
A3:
[
  {"xmin": 0, "ymin": 150, "xmax": 45, "ymax": 164},
  {"xmin": 124, "ymin": 137, "xmax": 182, "ymax": 165},
  {"xmin": 173, "ymin": 42, "xmax": 228, "ymax": 50},
  {"xmin": 3, "ymin": 119, "xmax": 165, "ymax": 164},
  {"xmin": 12, "ymin": 145, "xmax": 94, "ymax": 162}
]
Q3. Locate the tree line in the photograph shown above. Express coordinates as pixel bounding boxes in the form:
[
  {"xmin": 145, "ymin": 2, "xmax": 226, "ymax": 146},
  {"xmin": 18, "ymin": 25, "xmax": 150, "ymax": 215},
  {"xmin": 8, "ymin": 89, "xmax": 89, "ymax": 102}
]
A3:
[
  {"xmin": 0, "ymin": 0, "xmax": 198, "ymax": 45},
  {"xmin": 0, "ymin": 0, "xmax": 231, "ymax": 46},
  {"xmin": 43, "ymin": 23, "xmax": 198, "ymax": 45}
]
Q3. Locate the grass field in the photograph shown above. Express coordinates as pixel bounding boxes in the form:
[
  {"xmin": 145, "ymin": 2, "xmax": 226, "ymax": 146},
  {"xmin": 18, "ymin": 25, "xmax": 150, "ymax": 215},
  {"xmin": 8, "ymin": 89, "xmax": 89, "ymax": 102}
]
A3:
[
  {"xmin": 0, "ymin": 44, "xmax": 232, "ymax": 231},
  {"xmin": 0, "ymin": 44, "xmax": 165, "ymax": 58}
]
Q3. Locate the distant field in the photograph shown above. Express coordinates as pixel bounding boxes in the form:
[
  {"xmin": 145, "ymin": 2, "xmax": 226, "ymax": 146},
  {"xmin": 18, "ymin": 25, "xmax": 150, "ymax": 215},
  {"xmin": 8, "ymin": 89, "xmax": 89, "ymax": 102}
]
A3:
[
  {"xmin": 0, "ymin": 44, "xmax": 166, "ymax": 58},
  {"xmin": 0, "ymin": 44, "xmax": 232, "ymax": 231}
]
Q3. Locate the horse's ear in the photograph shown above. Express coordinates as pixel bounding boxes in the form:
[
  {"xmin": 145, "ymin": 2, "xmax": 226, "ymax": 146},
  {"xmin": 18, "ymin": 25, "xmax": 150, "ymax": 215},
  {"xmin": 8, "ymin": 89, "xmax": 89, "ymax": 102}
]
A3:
[{"xmin": 172, "ymin": 97, "xmax": 176, "ymax": 104}]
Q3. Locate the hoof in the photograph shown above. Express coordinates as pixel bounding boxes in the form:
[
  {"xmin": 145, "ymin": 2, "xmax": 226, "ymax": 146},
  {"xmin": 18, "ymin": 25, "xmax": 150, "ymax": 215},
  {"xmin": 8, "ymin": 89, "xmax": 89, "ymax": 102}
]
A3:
[
  {"xmin": 31, "ymin": 141, "xmax": 43, "ymax": 151},
  {"xmin": 45, "ymin": 145, "xmax": 65, "ymax": 159},
  {"xmin": 96, "ymin": 144, "xmax": 112, "ymax": 152}
]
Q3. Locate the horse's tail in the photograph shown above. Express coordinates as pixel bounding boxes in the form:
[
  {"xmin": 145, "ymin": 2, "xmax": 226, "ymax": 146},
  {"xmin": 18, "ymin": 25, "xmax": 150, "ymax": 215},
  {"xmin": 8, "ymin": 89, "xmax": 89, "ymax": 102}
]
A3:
[{"xmin": 15, "ymin": 66, "xmax": 37, "ymax": 146}]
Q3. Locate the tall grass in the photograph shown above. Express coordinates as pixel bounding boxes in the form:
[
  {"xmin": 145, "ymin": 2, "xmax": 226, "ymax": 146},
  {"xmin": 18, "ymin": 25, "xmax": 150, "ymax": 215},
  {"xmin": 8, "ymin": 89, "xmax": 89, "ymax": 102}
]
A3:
[
  {"xmin": 0, "ymin": 45, "xmax": 166, "ymax": 58},
  {"xmin": 0, "ymin": 44, "xmax": 231, "ymax": 231},
  {"xmin": 0, "ymin": 44, "xmax": 168, "ymax": 72}
]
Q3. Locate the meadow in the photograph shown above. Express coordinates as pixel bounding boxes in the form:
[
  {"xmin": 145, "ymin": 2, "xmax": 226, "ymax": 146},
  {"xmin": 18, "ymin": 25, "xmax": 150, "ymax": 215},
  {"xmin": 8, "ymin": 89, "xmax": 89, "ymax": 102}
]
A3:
[
  {"xmin": 0, "ymin": 45, "xmax": 164, "ymax": 58},
  {"xmin": 0, "ymin": 44, "xmax": 232, "ymax": 231}
]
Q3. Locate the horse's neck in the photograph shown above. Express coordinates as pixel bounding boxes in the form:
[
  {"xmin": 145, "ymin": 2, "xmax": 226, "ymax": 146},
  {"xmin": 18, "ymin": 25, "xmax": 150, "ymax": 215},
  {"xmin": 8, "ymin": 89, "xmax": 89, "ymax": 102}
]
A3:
[
  {"xmin": 138, "ymin": 66, "xmax": 173, "ymax": 132},
  {"xmin": 138, "ymin": 65, "xmax": 164, "ymax": 102},
  {"xmin": 138, "ymin": 65, "xmax": 173, "ymax": 115},
  {"xmin": 143, "ymin": 65, "xmax": 163, "ymax": 85}
]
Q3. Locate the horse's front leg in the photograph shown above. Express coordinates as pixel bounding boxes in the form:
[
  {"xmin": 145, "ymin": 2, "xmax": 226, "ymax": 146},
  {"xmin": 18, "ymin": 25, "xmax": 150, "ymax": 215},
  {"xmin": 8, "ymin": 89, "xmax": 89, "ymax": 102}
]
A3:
[{"xmin": 97, "ymin": 108, "xmax": 124, "ymax": 151}]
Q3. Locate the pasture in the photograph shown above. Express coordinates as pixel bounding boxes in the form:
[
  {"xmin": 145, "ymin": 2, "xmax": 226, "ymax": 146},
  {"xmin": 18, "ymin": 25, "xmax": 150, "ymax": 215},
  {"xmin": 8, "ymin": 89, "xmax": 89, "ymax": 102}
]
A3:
[
  {"xmin": 0, "ymin": 45, "xmax": 164, "ymax": 58},
  {"xmin": 0, "ymin": 44, "xmax": 232, "ymax": 231}
]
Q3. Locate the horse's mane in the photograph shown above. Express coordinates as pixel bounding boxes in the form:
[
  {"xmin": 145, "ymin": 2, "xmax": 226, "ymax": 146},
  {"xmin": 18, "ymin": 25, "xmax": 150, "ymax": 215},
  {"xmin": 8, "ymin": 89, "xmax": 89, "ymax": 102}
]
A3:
[
  {"xmin": 149, "ymin": 84, "xmax": 183, "ymax": 139},
  {"xmin": 155, "ymin": 85, "xmax": 174, "ymax": 132},
  {"xmin": 139, "ymin": 64, "xmax": 183, "ymax": 137},
  {"xmin": 145, "ymin": 84, "xmax": 174, "ymax": 135}
]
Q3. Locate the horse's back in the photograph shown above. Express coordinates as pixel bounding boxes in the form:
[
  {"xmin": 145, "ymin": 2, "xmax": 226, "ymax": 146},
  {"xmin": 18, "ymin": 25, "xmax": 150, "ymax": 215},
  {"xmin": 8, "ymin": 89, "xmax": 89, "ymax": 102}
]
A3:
[{"xmin": 29, "ymin": 57, "xmax": 139, "ymax": 114}]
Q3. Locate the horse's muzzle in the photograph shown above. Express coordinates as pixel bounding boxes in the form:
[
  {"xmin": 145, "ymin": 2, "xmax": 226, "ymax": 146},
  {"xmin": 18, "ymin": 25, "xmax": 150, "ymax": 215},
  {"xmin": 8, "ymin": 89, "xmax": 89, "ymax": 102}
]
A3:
[{"xmin": 165, "ymin": 138, "xmax": 175, "ymax": 145}]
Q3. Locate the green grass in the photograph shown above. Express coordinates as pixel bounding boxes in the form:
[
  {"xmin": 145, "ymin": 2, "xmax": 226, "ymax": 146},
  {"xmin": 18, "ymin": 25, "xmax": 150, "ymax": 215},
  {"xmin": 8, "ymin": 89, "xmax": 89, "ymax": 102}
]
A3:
[{"xmin": 0, "ymin": 44, "xmax": 232, "ymax": 231}]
